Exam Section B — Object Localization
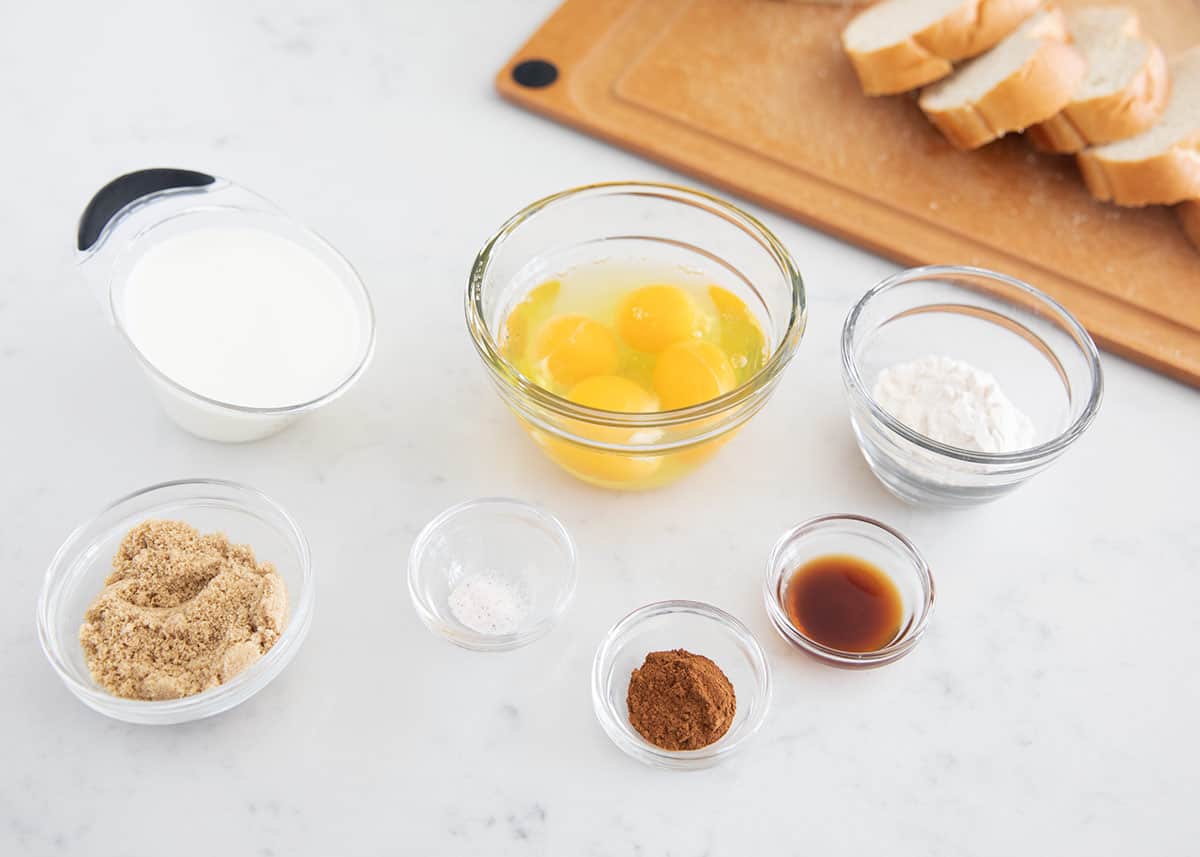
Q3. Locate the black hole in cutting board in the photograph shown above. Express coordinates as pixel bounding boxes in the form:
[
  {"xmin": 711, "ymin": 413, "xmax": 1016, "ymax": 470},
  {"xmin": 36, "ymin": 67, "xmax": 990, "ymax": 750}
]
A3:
[{"xmin": 513, "ymin": 59, "xmax": 558, "ymax": 88}]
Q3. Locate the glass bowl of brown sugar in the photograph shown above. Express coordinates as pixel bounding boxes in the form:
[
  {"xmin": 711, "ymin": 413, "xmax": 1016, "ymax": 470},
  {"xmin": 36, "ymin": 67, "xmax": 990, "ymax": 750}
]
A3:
[
  {"xmin": 591, "ymin": 600, "xmax": 772, "ymax": 770},
  {"xmin": 36, "ymin": 479, "xmax": 314, "ymax": 725}
]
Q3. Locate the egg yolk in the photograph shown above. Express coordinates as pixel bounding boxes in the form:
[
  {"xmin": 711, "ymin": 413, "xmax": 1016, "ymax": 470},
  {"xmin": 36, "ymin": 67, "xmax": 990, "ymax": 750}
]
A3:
[
  {"xmin": 617, "ymin": 285, "xmax": 704, "ymax": 353},
  {"xmin": 653, "ymin": 340, "xmax": 737, "ymax": 410},
  {"xmin": 539, "ymin": 375, "xmax": 662, "ymax": 485},
  {"xmin": 567, "ymin": 375, "xmax": 659, "ymax": 414},
  {"xmin": 707, "ymin": 284, "xmax": 751, "ymax": 319},
  {"xmin": 502, "ymin": 279, "xmax": 561, "ymax": 359},
  {"xmin": 530, "ymin": 314, "xmax": 620, "ymax": 387},
  {"xmin": 708, "ymin": 285, "xmax": 768, "ymax": 378}
]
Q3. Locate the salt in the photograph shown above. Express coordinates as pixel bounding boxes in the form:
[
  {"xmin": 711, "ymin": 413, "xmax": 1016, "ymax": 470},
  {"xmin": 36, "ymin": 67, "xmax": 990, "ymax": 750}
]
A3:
[{"xmin": 448, "ymin": 570, "xmax": 530, "ymax": 636}]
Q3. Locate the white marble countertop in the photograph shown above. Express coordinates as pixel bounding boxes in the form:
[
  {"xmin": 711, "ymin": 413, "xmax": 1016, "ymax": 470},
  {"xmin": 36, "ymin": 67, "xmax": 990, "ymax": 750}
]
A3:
[{"xmin": 3, "ymin": 1, "xmax": 1198, "ymax": 854}]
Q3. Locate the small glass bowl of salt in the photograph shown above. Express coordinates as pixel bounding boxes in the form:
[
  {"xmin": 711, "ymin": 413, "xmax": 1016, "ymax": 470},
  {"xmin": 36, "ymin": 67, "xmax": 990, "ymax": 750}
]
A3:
[
  {"xmin": 841, "ymin": 266, "xmax": 1103, "ymax": 508},
  {"xmin": 408, "ymin": 498, "xmax": 578, "ymax": 651}
]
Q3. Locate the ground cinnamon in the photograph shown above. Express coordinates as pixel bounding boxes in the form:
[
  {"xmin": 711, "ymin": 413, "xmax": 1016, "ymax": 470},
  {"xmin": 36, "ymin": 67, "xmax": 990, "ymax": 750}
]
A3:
[{"xmin": 626, "ymin": 649, "xmax": 736, "ymax": 751}]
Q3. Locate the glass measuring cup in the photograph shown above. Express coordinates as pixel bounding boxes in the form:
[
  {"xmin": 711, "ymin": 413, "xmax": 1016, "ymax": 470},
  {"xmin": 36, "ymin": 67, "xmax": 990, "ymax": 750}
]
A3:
[{"xmin": 76, "ymin": 168, "xmax": 375, "ymax": 442}]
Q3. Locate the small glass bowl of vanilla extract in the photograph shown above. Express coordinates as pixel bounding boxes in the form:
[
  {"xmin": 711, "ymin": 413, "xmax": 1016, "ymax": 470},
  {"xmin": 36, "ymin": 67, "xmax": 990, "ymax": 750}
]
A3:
[{"xmin": 763, "ymin": 514, "xmax": 934, "ymax": 668}]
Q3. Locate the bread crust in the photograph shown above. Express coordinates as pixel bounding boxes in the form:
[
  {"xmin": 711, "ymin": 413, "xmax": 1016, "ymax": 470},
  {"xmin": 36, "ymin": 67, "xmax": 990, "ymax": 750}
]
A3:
[
  {"xmin": 919, "ymin": 0, "xmax": 1043, "ymax": 59},
  {"xmin": 844, "ymin": 0, "xmax": 1042, "ymax": 96},
  {"xmin": 1178, "ymin": 201, "xmax": 1200, "ymax": 252},
  {"xmin": 918, "ymin": 17, "xmax": 1086, "ymax": 150},
  {"xmin": 1077, "ymin": 136, "xmax": 1200, "ymax": 206},
  {"xmin": 846, "ymin": 41, "xmax": 953, "ymax": 95},
  {"xmin": 1029, "ymin": 36, "xmax": 1169, "ymax": 153}
]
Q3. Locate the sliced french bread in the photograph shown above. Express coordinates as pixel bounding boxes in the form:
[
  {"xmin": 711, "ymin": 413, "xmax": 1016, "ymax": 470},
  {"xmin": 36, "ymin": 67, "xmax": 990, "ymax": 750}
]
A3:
[
  {"xmin": 1028, "ymin": 7, "xmax": 1169, "ymax": 153},
  {"xmin": 842, "ymin": 0, "xmax": 1042, "ymax": 96},
  {"xmin": 1179, "ymin": 200, "xmax": 1200, "ymax": 252},
  {"xmin": 1077, "ymin": 47, "xmax": 1200, "ymax": 206},
  {"xmin": 918, "ymin": 8, "xmax": 1086, "ymax": 150}
]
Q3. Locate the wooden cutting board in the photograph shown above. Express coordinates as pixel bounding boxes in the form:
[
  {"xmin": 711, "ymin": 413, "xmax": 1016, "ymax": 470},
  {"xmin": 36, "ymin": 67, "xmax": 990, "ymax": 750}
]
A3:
[{"xmin": 496, "ymin": 0, "xmax": 1200, "ymax": 387}]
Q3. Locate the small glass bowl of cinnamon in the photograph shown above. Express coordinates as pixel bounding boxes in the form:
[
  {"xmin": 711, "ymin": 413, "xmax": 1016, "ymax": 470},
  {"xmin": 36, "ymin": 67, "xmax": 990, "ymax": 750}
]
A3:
[
  {"xmin": 591, "ymin": 600, "xmax": 772, "ymax": 770},
  {"xmin": 764, "ymin": 514, "xmax": 935, "ymax": 668}
]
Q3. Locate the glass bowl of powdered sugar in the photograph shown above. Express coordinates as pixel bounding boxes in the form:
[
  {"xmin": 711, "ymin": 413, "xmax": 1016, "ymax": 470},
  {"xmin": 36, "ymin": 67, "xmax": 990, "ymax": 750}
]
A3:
[
  {"xmin": 407, "ymin": 498, "xmax": 578, "ymax": 651},
  {"xmin": 841, "ymin": 266, "xmax": 1103, "ymax": 508}
]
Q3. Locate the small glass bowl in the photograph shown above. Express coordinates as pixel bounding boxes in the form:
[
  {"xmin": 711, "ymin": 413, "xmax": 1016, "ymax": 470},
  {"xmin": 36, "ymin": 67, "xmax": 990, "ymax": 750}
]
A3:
[
  {"xmin": 591, "ymin": 600, "xmax": 772, "ymax": 770},
  {"xmin": 36, "ymin": 479, "xmax": 314, "ymax": 724},
  {"xmin": 408, "ymin": 498, "xmax": 577, "ymax": 652},
  {"xmin": 841, "ymin": 265, "xmax": 1103, "ymax": 507},
  {"xmin": 764, "ymin": 514, "xmax": 934, "ymax": 668}
]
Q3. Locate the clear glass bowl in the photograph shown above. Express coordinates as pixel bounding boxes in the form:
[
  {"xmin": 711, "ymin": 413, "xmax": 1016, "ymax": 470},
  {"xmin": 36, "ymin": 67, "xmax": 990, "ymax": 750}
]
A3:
[
  {"xmin": 80, "ymin": 179, "xmax": 376, "ymax": 443},
  {"xmin": 841, "ymin": 265, "xmax": 1104, "ymax": 507},
  {"xmin": 763, "ymin": 514, "xmax": 934, "ymax": 669},
  {"xmin": 466, "ymin": 182, "xmax": 806, "ymax": 491},
  {"xmin": 407, "ymin": 498, "xmax": 577, "ymax": 652},
  {"xmin": 591, "ymin": 600, "xmax": 772, "ymax": 769},
  {"xmin": 36, "ymin": 479, "xmax": 314, "ymax": 724}
]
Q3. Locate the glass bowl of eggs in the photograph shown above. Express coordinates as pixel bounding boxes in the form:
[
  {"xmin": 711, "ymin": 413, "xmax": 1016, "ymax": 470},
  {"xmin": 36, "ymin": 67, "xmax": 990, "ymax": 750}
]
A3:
[{"xmin": 466, "ymin": 182, "xmax": 806, "ymax": 490}]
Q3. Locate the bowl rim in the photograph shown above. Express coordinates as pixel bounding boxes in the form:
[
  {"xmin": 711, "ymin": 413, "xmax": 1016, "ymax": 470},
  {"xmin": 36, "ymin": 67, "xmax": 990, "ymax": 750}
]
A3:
[
  {"xmin": 104, "ymin": 206, "xmax": 377, "ymax": 416},
  {"xmin": 407, "ymin": 497, "xmax": 578, "ymax": 652},
  {"xmin": 840, "ymin": 264, "xmax": 1104, "ymax": 465},
  {"xmin": 36, "ymin": 478, "xmax": 315, "ymax": 723},
  {"xmin": 465, "ymin": 181, "xmax": 807, "ymax": 429},
  {"xmin": 591, "ymin": 599, "xmax": 772, "ymax": 769},
  {"xmin": 762, "ymin": 513, "xmax": 935, "ymax": 667}
]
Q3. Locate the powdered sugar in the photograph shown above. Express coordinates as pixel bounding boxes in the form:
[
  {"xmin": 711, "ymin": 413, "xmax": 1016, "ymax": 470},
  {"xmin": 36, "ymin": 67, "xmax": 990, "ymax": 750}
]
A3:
[{"xmin": 872, "ymin": 355, "xmax": 1036, "ymax": 453}]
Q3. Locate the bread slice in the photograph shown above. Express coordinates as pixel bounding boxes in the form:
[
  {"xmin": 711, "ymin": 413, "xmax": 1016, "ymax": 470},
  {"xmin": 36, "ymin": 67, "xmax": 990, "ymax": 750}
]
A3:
[
  {"xmin": 1077, "ymin": 47, "xmax": 1200, "ymax": 206},
  {"xmin": 842, "ymin": 0, "xmax": 1043, "ymax": 96},
  {"xmin": 1179, "ymin": 200, "xmax": 1200, "ymax": 252},
  {"xmin": 918, "ymin": 8, "xmax": 1086, "ymax": 150},
  {"xmin": 1028, "ymin": 7, "xmax": 1169, "ymax": 153}
]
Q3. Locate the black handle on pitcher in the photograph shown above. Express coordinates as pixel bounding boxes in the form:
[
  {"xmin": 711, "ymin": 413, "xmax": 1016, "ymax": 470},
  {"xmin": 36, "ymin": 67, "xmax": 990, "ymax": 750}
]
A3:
[{"xmin": 77, "ymin": 168, "xmax": 215, "ymax": 251}]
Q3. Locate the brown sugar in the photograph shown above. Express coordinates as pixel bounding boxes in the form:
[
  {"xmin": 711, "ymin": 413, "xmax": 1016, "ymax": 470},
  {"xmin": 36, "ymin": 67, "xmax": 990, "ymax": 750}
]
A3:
[
  {"xmin": 79, "ymin": 519, "xmax": 287, "ymax": 701},
  {"xmin": 627, "ymin": 649, "xmax": 736, "ymax": 751}
]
